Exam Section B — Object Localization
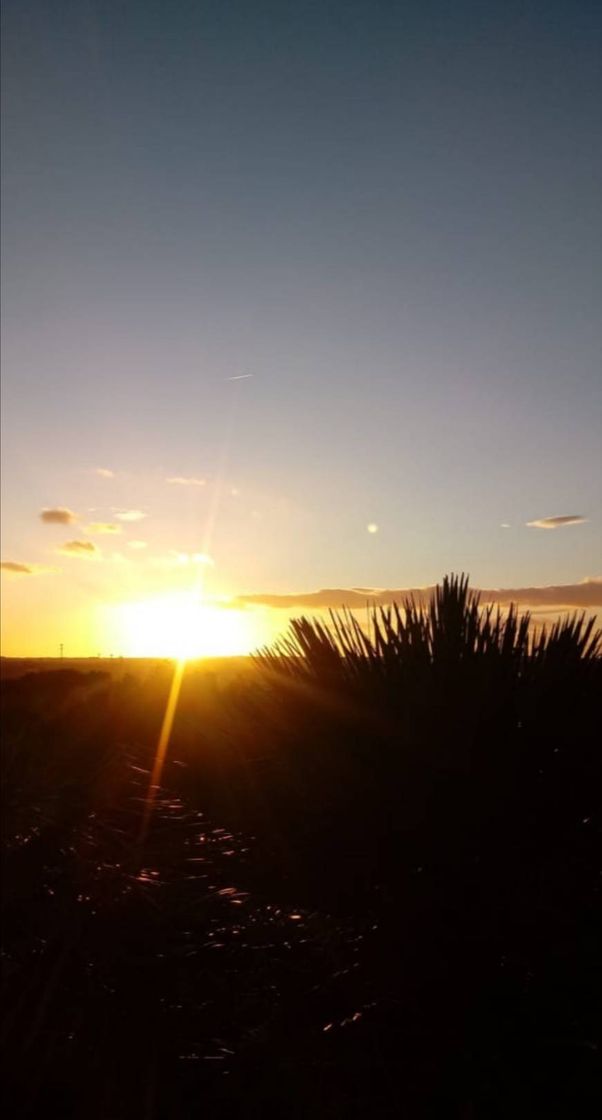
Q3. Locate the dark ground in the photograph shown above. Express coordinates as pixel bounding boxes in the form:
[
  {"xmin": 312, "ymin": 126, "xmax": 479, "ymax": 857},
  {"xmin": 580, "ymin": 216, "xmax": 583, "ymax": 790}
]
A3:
[{"xmin": 2, "ymin": 602, "xmax": 601, "ymax": 1118}]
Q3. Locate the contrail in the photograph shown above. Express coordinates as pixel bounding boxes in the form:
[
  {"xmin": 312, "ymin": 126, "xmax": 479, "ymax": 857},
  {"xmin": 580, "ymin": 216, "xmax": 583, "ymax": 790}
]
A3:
[{"xmin": 224, "ymin": 373, "xmax": 254, "ymax": 381}]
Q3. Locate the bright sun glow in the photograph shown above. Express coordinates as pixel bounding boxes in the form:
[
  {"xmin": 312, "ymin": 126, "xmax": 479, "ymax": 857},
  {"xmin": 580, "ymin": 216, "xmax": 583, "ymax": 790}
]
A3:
[{"xmin": 113, "ymin": 593, "xmax": 262, "ymax": 659}]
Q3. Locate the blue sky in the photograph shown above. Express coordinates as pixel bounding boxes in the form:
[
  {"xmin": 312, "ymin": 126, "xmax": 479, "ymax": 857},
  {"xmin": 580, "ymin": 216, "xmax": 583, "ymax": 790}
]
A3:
[{"xmin": 1, "ymin": 0, "xmax": 601, "ymax": 652}]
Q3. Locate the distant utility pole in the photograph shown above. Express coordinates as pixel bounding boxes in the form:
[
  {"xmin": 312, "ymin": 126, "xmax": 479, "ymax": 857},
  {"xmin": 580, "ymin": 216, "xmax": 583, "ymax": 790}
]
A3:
[{"xmin": 60, "ymin": 643, "xmax": 64, "ymax": 660}]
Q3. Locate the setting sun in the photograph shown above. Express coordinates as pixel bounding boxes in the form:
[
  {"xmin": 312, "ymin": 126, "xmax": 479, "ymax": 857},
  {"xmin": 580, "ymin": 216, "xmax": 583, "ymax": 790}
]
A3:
[{"xmin": 112, "ymin": 593, "xmax": 264, "ymax": 659}]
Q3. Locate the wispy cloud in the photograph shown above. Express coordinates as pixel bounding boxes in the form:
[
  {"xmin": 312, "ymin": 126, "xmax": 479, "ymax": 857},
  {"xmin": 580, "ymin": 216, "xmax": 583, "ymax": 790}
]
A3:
[
  {"xmin": 1, "ymin": 561, "xmax": 55, "ymax": 576},
  {"xmin": 114, "ymin": 509, "xmax": 147, "ymax": 522},
  {"xmin": 153, "ymin": 551, "xmax": 214, "ymax": 569},
  {"xmin": 58, "ymin": 540, "xmax": 99, "ymax": 556},
  {"xmin": 85, "ymin": 523, "xmax": 122, "ymax": 535},
  {"xmin": 40, "ymin": 507, "xmax": 77, "ymax": 525},
  {"xmin": 166, "ymin": 477, "xmax": 206, "ymax": 487},
  {"xmin": 172, "ymin": 551, "xmax": 214, "ymax": 566},
  {"xmin": 127, "ymin": 540, "xmax": 148, "ymax": 550},
  {"xmin": 224, "ymin": 373, "xmax": 254, "ymax": 381},
  {"xmin": 95, "ymin": 468, "xmax": 115, "ymax": 478},
  {"xmin": 526, "ymin": 515, "xmax": 587, "ymax": 530},
  {"xmin": 237, "ymin": 579, "xmax": 602, "ymax": 611}
]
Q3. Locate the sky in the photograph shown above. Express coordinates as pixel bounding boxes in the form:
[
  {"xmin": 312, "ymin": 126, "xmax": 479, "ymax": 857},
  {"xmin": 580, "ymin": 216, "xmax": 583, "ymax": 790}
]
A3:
[{"xmin": 1, "ymin": 0, "xmax": 601, "ymax": 656}]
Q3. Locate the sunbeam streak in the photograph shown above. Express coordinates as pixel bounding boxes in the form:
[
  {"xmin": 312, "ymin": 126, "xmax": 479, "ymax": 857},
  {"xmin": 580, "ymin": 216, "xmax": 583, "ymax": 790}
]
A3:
[{"xmin": 138, "ymin": 657, "xmax": 186, "ymax": 848}]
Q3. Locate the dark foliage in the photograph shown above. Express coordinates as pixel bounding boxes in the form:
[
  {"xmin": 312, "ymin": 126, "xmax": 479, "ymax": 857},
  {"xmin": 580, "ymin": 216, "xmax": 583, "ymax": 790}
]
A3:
[{"xmin": 2, "ymin": 577, "xmax": 601, "ymax": 1118}]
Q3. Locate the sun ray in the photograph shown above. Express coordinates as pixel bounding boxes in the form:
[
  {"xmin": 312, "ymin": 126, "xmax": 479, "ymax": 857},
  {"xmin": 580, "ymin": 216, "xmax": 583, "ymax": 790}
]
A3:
[{"xmin": 138, "ymin": 656, "xmax": 186, "ymax": 849}]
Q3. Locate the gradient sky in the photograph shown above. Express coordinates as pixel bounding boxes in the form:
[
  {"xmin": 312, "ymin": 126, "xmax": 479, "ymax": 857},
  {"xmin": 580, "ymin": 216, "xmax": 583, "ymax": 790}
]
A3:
[{"xmin": 2, "ymin": 0, "xmax": 601, "ymax": 655}]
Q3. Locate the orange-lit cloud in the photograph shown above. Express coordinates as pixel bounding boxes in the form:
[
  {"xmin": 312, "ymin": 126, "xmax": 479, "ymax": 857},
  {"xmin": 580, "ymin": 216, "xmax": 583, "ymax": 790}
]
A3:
[
  {"xmin": 1, "ymin": 561, "xmax": 55, "ymax": 576},
  {"xmin": 40, "ymin": 507, "xmax": 77, "ymax": 524},
  {"xmin": 58, "ymin": 540, "xmax": 99, "ymax": 556},
  {"xmin": 114, "ymin": 509, "xmax": 147, "ymax": 522},
  {"xmin": 166, "ymin": 476, "xmax": 206, "ymax": 487},
  {"xmin": 127, "ymin": 540, "xmax": 148, "ymax": 550},
  {"xmin": 85, "ymin": 523, "xmax": 122, "ymax": 535},
  {"xmin": 95, "ymin": 467, "xmax": 115, "ymax": 478},
  {"xmin": 238, "ymin": 578, "xmax": 602, "ymax": 611},
  {"xmin": 526, "ymin": 515, "xmax": 587, "ymax": 529}
]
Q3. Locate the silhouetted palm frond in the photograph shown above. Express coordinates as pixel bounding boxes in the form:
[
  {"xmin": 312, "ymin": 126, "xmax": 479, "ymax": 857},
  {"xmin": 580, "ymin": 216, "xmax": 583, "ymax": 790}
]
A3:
[{"xmin": 255, "ymin": 573, "xmax": 601, "ymax": 688}]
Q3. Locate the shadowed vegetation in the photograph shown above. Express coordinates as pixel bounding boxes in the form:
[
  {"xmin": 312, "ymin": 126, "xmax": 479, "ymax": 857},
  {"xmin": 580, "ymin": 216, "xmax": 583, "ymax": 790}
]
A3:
[{"xmin": 2, "ymin": 577, "xmax": 600, "ymax": 1118}]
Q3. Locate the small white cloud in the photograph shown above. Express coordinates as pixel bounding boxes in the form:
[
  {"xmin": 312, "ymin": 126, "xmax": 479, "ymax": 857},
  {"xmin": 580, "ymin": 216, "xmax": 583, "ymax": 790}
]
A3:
[
  {"xmin": 85, "ymin": 523, "xmax": 122, "ymax": 535},
  {"xmin": 367, "ymin": 523, "xmax": 379, "ymax": 534},
  {"xmin": 166, "ymin": 477, "xmax": 206, "ymax": 487},
  {"xmin": 172, "ymin": 551, "xmax": 214, "ymax": 566},
  {"xmin": 156, "ymin": 550, "xmax": 215, "ymax": 569},
  {"xmin": 114, "ymin": 509, "xmax": 147, "ymax": 522},
  {"xmin": 95, "ymin": 468, "xmax": 115, "ymax": 478},
  {"xmin": 500, "ymin": 523, "xmax": 511, "ymax": 529},
  {"xmin": 527, "ymin": 515, "xmax": 587, "ymax": 530},
  {"xmin": 127, "ymin": 540, "xmax": 148, "ymax": 550}
]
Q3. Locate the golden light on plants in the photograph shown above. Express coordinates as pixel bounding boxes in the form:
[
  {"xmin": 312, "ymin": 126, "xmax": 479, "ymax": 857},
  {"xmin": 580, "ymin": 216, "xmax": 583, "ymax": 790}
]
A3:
[{"xmin": 113, "ymin": 592, "xmax": 263, "ymax": 659}]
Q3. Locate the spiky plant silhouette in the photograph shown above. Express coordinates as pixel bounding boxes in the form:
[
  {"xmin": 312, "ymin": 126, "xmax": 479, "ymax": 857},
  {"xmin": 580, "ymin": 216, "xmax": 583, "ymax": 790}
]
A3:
[
  {"xmin": 250, "ymin": 573, "xmax": 601, "ymax": 904},
  {"xmin": 253, "ymin": 571, "xmax": 601, "ymax": 788},
  {"xmin": 256, "ymin": 572, "xmax": 600, "ymax": 684}
]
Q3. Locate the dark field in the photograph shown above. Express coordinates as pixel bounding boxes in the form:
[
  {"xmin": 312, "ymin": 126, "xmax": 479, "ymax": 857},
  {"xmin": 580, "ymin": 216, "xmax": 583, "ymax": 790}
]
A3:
[
  {"xmin": 0, "ymin": 656, "xmax": 250, "ymax": 682},
  {"xmin": 2, "ymin": 579, "xmax": 601, "ymax": 1118}
]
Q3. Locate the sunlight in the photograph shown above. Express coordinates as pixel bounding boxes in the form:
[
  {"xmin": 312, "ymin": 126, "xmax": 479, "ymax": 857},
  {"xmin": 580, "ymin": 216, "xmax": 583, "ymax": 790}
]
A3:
[
  {"xmin": 138, "ymin": 655, "xmax": 186, "ymax": 849},
  {"xmin": 115, "ymin": 592, "xmax": 261, "ymax": 658}
]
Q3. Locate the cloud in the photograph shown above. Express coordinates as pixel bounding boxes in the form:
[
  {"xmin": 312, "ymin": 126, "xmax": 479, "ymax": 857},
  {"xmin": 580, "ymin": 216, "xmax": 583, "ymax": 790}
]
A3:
[
  {"xmin": 85, "ymin": 523, "xmax": 122, "ymax": 535},
  {"xmin": 526, "ymin": 515, "xmax": 587, "ymax": 530},
  {"xmin": 95, "ymin": 468, "xmax": 115, "ymax": 478},
  {"xmin": 237, "ymin": 578, "xmax": 602, "ymax": 611},
  {"xmin": 114, "ymin": 509, "xmax": 147, "ymax": 522},
  {"xmin": 152, "ymin": 551, "xmax": 214, "ymax": 569},
  {"xmin": 171, "ymin": 551, "xmax": 214, "ymax": 566},
  {"xmin": 166, "ymin": 476, "xmax": 206, "ymax": 487},
  {"xmin": 1, "ymin": 561, "xmax": 55, "ymax": 576},
  {"xmin": 127, "ymin": 540, "xmax": 148, "ymax": 550},
  {"xmin": 58, "ymin": 540, "xmax": 99, "ymax": 556},
  {"xmin": 478, "ymin": 579, "xmax": 602, "ymax": 608},
  {"xmin": 40, "ymin": 507, "xmax": 77, "ymax": 525}
]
